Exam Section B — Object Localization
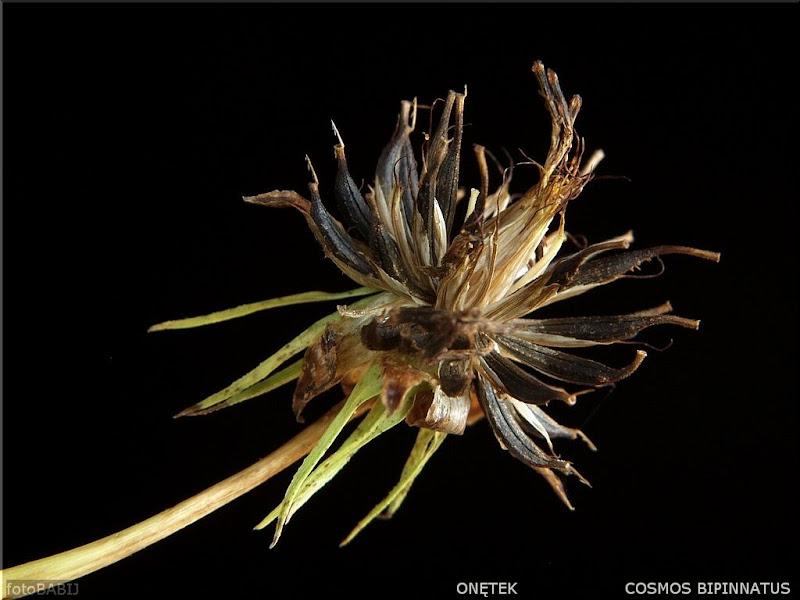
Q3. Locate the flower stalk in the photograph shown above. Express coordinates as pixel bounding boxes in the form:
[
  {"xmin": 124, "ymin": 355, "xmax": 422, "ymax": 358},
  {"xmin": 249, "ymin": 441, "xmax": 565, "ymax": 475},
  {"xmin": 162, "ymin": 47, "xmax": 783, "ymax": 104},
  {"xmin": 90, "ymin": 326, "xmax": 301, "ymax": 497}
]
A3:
[{"xmin": 0, "ymin": 398, "xmax": 372, "ymax": 598}]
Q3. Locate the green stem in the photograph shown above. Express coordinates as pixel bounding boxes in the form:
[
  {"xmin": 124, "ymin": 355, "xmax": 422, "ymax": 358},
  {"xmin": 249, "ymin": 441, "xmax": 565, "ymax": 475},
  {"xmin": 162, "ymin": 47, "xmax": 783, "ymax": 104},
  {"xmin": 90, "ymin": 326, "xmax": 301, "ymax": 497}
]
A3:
[{"xmin": 0, "ymin": 400, "xmax": 371, "ymax": 599}]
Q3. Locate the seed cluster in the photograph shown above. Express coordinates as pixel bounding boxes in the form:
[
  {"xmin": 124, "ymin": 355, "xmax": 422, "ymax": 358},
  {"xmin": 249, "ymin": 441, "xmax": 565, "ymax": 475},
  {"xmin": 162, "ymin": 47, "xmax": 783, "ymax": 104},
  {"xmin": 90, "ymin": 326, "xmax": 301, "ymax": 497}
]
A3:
[{"xmin": 245, "ymin": 61, "xmax": 719, "ymax": 509}]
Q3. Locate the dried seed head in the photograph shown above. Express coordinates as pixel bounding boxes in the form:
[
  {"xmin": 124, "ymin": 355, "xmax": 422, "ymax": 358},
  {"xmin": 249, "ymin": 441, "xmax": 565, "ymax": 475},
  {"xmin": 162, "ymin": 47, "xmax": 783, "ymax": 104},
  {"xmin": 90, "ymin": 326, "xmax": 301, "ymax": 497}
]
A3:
[{"xmin": 200, "ymin": 61, "xmax": 719, "ymax": 543}]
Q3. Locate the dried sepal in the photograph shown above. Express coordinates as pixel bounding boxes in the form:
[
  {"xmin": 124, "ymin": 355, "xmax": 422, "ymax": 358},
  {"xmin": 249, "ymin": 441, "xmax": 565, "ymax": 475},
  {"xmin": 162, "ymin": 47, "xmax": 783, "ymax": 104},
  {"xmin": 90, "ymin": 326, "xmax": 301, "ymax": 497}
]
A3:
[
  {"xmin": 533, "ymin": 466, "xmax": 577, "ymax": 511},
  {"xmin": 438, "ymin": 357, "xmax": 474, "ymax": 397},
  {"xmin": 406, "ymin": 387, "xmax": 471, "ymax": 435},
  {"xmin": 506, "ymin": 301, "xmax": 699, "ymax": 348},
  {"xmin": 543, "ymin": 244, "xmax": 721, "ymax": 308},
  {"xmin": 368, "ymin": 208, "xmax": 408, "ymax": 289},
  {"xmin": 379, "ymin": 359, "xmax": 427, "ymax": 415},
  {"xmin": 480, "ymin": 352, "xmax": 577, "ymax": 406},
  {"xmin": 494, "ymin": 333, "xmax": 648, "ymax": 387},
  {"xmin": 476, "ymin": 374, "xmax": 573, "ymax": 473},
  {"xmin": 510, "ymin": 400, "xmax": 596, "ymax": 452},
  {"xmin": 375, "ymin": 99, "xmax": 419, "ymax": 232},
  {"xmin": 307, "ymin": 166, "xmax": 378, "ymax": 280},
  {"xmin": 293, "ymin": 324, "xmax": 341, "ymax": 420},
  {"xmin": 414, "ymin": 90, "xmax": 465, "ymax": 268},
  {"xmin": 332, "ymin": 125, "xmax": 372, "ymax": 240}
]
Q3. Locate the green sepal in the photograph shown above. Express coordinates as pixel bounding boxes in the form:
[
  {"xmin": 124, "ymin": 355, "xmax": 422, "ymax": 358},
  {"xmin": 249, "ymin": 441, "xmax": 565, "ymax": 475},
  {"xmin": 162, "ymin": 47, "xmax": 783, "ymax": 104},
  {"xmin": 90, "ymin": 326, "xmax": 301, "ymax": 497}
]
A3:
[
  {"xmin": 267, "ymin": 363, "xmax": 383, "ymax": 546},
  {"xmin": 255, "ymin": 384, "xmax": 412, "ymax": 532},
  {"xmin": 340, "ymin": 428, "xmax": 447, "ymax": 546},
  {"xmin": 149, "ymin": 287, "xmax": 375, "ymax": 332}
]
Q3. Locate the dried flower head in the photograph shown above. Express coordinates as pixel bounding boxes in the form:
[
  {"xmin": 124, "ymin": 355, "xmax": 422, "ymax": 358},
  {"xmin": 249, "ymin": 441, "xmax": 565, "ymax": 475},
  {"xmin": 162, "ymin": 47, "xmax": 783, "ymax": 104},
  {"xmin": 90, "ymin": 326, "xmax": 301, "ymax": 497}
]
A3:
[{"xmin": 156, "ymin": 61, "xmax": 719, "ymax": 546}]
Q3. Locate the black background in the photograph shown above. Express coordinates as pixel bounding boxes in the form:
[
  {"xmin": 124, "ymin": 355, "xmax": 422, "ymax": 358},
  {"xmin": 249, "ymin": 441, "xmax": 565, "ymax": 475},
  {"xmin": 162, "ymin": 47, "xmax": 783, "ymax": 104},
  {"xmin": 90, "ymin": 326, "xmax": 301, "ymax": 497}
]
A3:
[{"xmin": 3, "ymin": 4, "xmax": 797, "ymax": 599}]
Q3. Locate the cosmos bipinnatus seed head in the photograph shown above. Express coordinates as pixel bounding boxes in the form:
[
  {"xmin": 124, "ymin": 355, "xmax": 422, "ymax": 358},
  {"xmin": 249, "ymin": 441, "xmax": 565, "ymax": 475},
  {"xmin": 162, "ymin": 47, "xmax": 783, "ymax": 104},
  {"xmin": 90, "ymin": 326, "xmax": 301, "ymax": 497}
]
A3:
[{"xmin": 233, "ymin": 61, "xmax": 719, "ymax": 542}]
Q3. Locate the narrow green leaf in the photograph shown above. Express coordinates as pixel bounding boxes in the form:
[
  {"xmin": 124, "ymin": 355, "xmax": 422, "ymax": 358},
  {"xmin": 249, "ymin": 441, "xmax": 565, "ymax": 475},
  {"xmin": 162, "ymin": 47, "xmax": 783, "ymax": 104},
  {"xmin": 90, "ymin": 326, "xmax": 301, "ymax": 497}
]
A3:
[
  {"xmin": 177, "ymin": 359, "xmax": 303, "ymax": 417},
  {"xmin": 386, "ymin": 429, "xmax": 443, "ymax": 518},
  {"xmin": 148, "ymin": 287, "xmax": 376, "ymax": 332},
  {"xmin": 177, "ymin": 312, "xmax": 342, "ymax": 416},
  {"xmin": 254, "ymin": 392, "xmax": 412, "ymax": 531},
  {"xmin": 270, "ymin": 363, "xmax": 382, "ymax": 547},
  {"xmin": 175, "ymin": 291, "xmax": 393, "ymax": 416},
  {"xmin": 340, "ymin": 429, "xmax": 447, "ymax": 546}
]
